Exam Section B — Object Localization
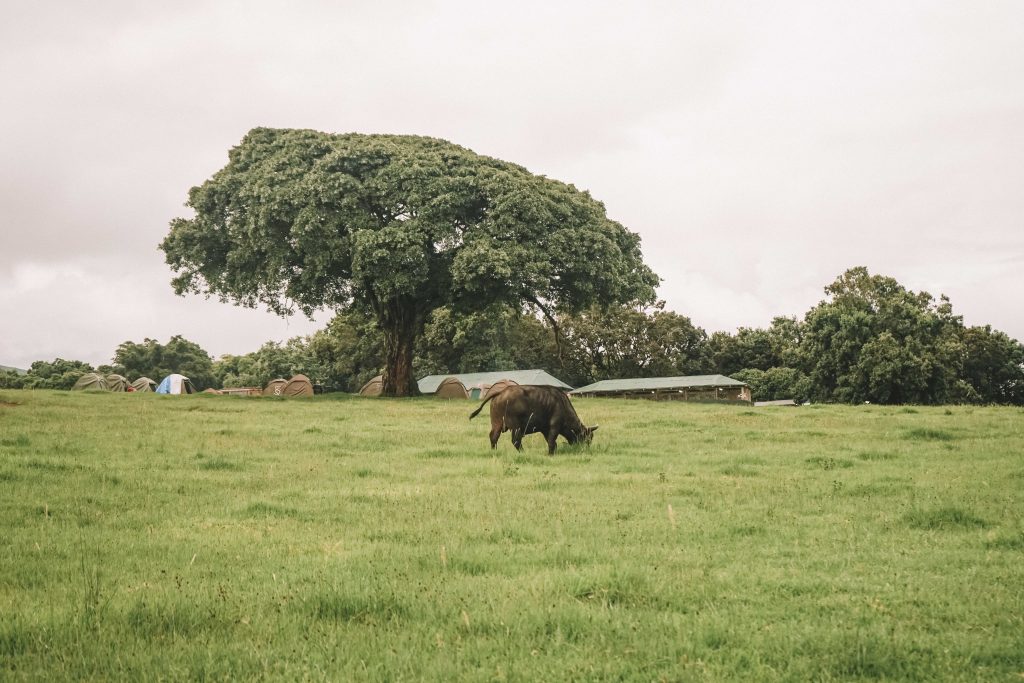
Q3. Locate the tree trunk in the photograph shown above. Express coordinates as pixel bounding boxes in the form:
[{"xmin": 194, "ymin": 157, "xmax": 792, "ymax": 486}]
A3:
[{"xmin": 381, "ymin": 301, "xmax": 421, "ymax": 397}]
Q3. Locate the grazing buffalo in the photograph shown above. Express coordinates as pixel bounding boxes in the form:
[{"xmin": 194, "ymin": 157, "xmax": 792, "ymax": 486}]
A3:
[{"xmin": 469, "ymin": 385, "xmax": 597, "ymax": 455}]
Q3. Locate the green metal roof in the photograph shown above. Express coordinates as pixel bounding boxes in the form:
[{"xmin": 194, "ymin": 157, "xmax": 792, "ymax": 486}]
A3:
[
  {"xmin": 570, "ymin": 374, "xmax": 747, "ymax": 394},
  {"xmin": 418, "ymin": 369, "xmax": 572, "ymax": 394}
]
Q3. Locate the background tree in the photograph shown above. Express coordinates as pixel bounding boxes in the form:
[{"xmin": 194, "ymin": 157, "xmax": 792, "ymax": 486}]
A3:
[
  {"xmin": 215, "ymin": 338, "xmax": 322, "ymax": 389},
  {"xmin": 161, "ymin": 128, "xmax": 658, "ymax": 396},
  {"xmin": 415, "ymin": 305, "xmax": 557, "ymax": 378},
  {"xmin": 707, "ymin": 319, "xmax": 804, "ymax": 376},
  {"xmin": 732, "ymin": 367, "xmax": 812, "ymax": 403},
  {"xmin": 558, "ymin": 302, "xmax": 709, "ymax": 386},
  {"xmin": 959, "ymin": 325, "xmax": 1024, "ymax": 404},
  {"xmin": 306, "ymin": 310, "xmax": 386, "ymax": 392},
  {"xmin": 0, "ymin": 370, "xmax": 25, "ymax": 389},
  {"xmin": 707, "ymin": 328, "xmax": 774, "ymax": 375},
  {"xmin": 799, "ymin": 267, "xmax": 964, "ymax": 404},
  {"xmin": 114, "ymin": 336, "xmax": 217, "ymax": 389},
  {"xmin": 20, "ymin": 359, "xmax": 94, "ymax": 390}
]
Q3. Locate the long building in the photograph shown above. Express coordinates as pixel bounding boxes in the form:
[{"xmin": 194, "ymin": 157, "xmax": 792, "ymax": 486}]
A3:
[
  {"xmin": 418, "ymin": 369, "xmax": 572, "ymax": 400},
  {"xmin": 570, "ymin": 374, "xmax": 751, "ymax": 403}
]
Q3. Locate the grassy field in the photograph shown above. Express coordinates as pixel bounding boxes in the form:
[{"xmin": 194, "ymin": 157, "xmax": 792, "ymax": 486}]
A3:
[{"xmin": 1, "ymin": 390, "xmax": 1022, "ymax": 681}]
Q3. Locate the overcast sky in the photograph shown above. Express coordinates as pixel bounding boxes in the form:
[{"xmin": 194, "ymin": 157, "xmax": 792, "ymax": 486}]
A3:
[{"xmin": 2, "ymin": 1, "xmax": 1022, "ymax": 370}]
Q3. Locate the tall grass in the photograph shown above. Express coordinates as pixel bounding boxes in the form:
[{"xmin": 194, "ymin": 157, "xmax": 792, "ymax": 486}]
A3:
[{"xmin": 1, "ymin": 391, "xmax": 1022, "ymax": 680}]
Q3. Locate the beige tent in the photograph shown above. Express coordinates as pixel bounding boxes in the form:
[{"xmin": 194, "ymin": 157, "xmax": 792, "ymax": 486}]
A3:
[
  {"xmin": 434, "ymin": 376, "xmax": 469, "ymax": 399},
  {"xmin": 106, "ymin": 374, "xmax": 129, "ymax": 392},
  {"xmin": 73, "ymin": 373, "xmax": 108, "ymax": 391},
  {"xmin": 482, "ymin": 379, "xmax": 519, "ymax": 399},
  {"xmin": 263, "ymin": 378, "xmax": 288, "ymax": 397},
  {"xmin": 358, "ymin": 375, "xmax": 384, "ymax": 396},
  {"xmin": 283, "ymin": 374, "xmax": 314, "ymax": 397},
  {"xmin": 131, "ymin": 377, "xmax": 157, "ymax": 392}
]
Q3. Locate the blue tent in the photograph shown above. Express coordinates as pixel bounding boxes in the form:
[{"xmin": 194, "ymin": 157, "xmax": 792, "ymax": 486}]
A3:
[{"xmin": 155, "ymin": 374, "xmax": 195, "ymax": 394}]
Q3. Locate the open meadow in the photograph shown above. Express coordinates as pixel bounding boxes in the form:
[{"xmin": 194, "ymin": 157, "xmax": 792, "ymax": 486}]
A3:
[{"xmin": 1, "ymin": 390, "xmax": 1022, "ymax": 681}]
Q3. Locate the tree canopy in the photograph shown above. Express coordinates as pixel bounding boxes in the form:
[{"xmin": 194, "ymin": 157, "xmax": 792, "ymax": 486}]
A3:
[
  {"xmin": 556, "ymin": 302, "xmax": 710, "ymax": 385},
  {"xmin": 114, "ymin": 336, "xmax": 216, "ymax": 390},
  {"xmin": 161, "ymin": 128, "xmax": 659, "ymax": 395},
  {"xmin": 800, "ymin": 267, "xmax": 967, "ymax": 404}
]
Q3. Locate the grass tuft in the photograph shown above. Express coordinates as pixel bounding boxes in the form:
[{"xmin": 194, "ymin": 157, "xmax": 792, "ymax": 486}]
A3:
[
  {"xmin": 241, "ymin": 502, "xmax": 301, "ymax": 519},
  {"xmin": 126, "ymin": 601, "xmax": 212, "ymax": 640},
  {"xmin": 985, "ymin": 532, "xmax": 1024, "ymax": 550},
  {"xmin": 857, "ymin": 451, "xmax": 897, "ymax": 461},
  {"xmin": 903, "ymin": 427, "xmax": 955, "ymax": 441},
  {"xmin": 0, "ymin": 620, "xmax": 34, "ymax": 658},
  {"xmin": 195, "ymin": 455, "xmax": 242, "ymax": 471},
  {"xmin": 720, "ymin": 464, "xmax": 759, "ymax": 477},
  {"xmin": 308, "ymin": 593, "xmax": 407, "ymax": 624},
  {"xmin": 905, "ymin": 506, "xmax": 990, "ymax": 530},
  {"xmin": 570, "ymin": 570, "xmax": 668, "ymax": 610},
  {"xmin": 806, "ymin": 456, "xmax": 854, "ymax": 469}
]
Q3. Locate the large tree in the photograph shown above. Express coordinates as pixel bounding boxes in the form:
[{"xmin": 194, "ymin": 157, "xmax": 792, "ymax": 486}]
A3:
[
  {"xmin": 161, "ymin": 128, "xmax": 658, "ymax": 396},
  {"xmin": 799, "ymin": 267, "xmax": 965, "ymax": 404}
]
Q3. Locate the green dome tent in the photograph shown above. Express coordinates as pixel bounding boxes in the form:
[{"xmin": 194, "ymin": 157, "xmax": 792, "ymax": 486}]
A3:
[
  {"xmin": 106, "ymin": 374, "xmax": 130, "ymax": 392},
  {"xmin": 131, "ymin": 377, "xmax": 157, "ymax": 392},
  {"xmin": 72, "ymin": 373, "xmax": 108, "ymax": 391}
]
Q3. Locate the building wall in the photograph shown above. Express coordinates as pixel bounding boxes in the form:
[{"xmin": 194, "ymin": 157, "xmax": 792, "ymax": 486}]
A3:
[{"xmin": 577, "ymin": 386, "xmax": 751, "ymax": 403}]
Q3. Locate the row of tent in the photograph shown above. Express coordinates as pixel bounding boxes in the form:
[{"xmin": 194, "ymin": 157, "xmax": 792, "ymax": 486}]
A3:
[
  {"xmin": 73, "ymin": 373, "xmax": 161, "ymax": 392},
  {"xmin": 73, "ymin": 372, "xmax": 196, "ymax": 394},
  {"xmin": 73, "ymin": 372, "xmax": 315, "ymax": 397}
]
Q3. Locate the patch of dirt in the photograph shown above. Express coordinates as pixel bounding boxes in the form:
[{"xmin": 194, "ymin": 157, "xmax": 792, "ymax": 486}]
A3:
[{"xmin": 0, "ymin": 401, "xmax": 20, "ymax": 408}]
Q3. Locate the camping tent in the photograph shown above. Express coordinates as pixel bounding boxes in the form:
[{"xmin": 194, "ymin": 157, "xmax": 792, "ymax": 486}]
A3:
[
  {"xmin": 263, "ymin": 378, "xmax": 287, "ymax": 396},
  {"xmin": 72, "ymin": 373, "xmax": 108, "ymax": 391},
  {"xmin": 156, "ymin": 374, "xmax": 195, "ymax": 395},
  {"xmin": 131, "ymin": 377, "xmax": 157, "ymax": 392},
  {"xmin": 283, "ymin": 374, "xmax": 314, "ymax": 397},
  {"xmin": 358, "ymin": 375, "xmax": 384, "ymax": 396},
  {"xmin": 434, "ymin": 376, "xmax": 470, "ymax": 399},
  {"xmin": 105, "ymin": 374, "xmax": 129, "ymax": 392}
]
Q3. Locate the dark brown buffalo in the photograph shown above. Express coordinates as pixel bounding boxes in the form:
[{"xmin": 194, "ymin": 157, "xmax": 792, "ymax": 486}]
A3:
[{"xmin": 469, "ymin": 385, "xmax": 597, "ymax": 455}]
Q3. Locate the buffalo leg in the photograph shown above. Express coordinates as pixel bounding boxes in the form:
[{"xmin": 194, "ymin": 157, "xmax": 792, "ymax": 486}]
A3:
[
  {"xmin": 511, "ymin": 428, "xmax": 525, "ymax": 451},
  {"xmin": 546, "ymin": 429, "xmax": 559, "ymax": 455},
  {"xmin": 489, "ymin": 425, "xmax": 501, "ymax": 449}
]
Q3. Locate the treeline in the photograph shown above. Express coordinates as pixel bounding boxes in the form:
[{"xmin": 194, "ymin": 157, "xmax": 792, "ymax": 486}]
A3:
[{"xmin": 2, "ymin": 268, "xmax": 1022, "ymax": 404}]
